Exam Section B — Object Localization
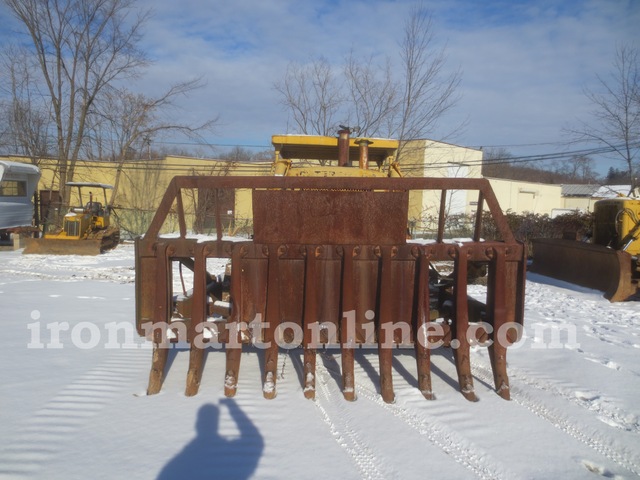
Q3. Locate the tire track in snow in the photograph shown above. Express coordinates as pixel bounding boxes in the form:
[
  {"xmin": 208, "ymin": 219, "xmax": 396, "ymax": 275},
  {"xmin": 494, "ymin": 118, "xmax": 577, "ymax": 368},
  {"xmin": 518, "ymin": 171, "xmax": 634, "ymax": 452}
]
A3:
[
  {"xmin": 504, "ymin": 365, "xmax": 640, "ymax": 433},
  {"xmin": 0, "ymin": 348, "xmax": 148, "ymax": 479},
  {"xmin": 354, "ymin": 384, "xmax": 511, "ymax": 480},
  {"xmin": 0, "ymin": 266, "xmax": 135, "ymax": 283},
  {"xmin": 313, "ymin": 361, "xmax": 392, "ymax": 480},
  {"xmin": 315, "ymin": 352, "xmax": 511, "ymax": 480},
  {"xmin": 471, "ymin": 364, "xmax": 640, "ymax": 477}
]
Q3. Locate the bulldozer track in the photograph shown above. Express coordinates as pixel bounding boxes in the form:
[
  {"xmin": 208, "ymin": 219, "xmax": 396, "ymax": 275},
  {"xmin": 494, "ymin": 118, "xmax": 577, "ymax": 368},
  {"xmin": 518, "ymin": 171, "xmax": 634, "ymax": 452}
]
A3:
[
  {"xmin": 504, "ymin": 364, "xmax": 640, "ymax": 433},
  {"xmin": 314, "ymin": 361, "xmax": 391, "ymax": 480},
  {"xmin": 0, "ymin": 349, "xmax": 148, "ymax": 479},
  {"xmin": 353, "ymin": 382, "xmax": 510, "ymax": 480},
  {"xmin": 471, "ymin": 363, "xmax": 640, "ymax": 476},
  {"xmin": 0, "ymin": 265, "xmax": 135, "ymax": 283},
  {"xmin": 315, "ymin": 353, "xmax": 510, "ymax": 480}
]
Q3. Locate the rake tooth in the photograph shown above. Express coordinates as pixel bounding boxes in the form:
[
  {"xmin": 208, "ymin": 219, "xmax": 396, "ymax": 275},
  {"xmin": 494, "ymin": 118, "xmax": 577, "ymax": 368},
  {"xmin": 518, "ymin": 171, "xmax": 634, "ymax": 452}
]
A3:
[
  {"xmin": 488, "ymin": 247, "xmax": 511, "ymax": 400},
  {"xmin": 415, "ymin": 252, "xmax": 435, "ymax": 400},
  {"xmin": 489, "ymin": 347, "xmax": 510, "ymax": 400},
  {"xmin": 302, "ymin": 247, "xmax": 318, "ymax": 400},
  {"xmin": 147, "ymin": 243, "xmax": 172, "ymax": 396},
  {"xmin": 224, "ymin": 347, "xmax": 241, "ymax": 397},
  {"xmin": 453, "ymin": 351, "xmax": 478, "ymax": 402},
  {"xmin": 262, "ymin": 245, "xmax": 281, "ymax": 400},
  {"xmin": 303, "ymin": 246, "xmax": 319, "ymax": 400},
  {"xmin": 185, "ymin": 345, "xmax": 205, "ymax": 397},
  {"xmin": 341, "ymin": 350, "xmax": 356, "ymax": 401},
  {"xmin": 263, "ymin": 371, "xmax": 277, "ymax": 400},
  {"xmin": 378, "ymin": 246, "xmax": 395, "ymax": 404},
  {"xmin": 185, "ymin": 244, "xmax": 208, "ymax": 397},
  {"xmin": 341, "ymin": 246, "xmax": 356, "ymax": 401},
  {"xmin": 225, "ymin": 247, "xmax": 244, "ymax": 398},
  {"xmin": 147, "ymin": 341, "xmax": 168, "ymax": 396},
  {"xmin": 453, "ymin": 246, "xmax": 478, "ymax": 402},
  {"xmin": 303, "ymin": 351, "xmax": 316, "ymax": 399}
]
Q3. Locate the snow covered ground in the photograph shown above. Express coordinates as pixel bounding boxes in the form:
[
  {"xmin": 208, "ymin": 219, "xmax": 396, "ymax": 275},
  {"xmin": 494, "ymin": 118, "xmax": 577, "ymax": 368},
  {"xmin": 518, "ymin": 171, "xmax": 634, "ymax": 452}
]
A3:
[{"xmin": 1, "ymin": 244, "xmax": 639, "ymax": 479}]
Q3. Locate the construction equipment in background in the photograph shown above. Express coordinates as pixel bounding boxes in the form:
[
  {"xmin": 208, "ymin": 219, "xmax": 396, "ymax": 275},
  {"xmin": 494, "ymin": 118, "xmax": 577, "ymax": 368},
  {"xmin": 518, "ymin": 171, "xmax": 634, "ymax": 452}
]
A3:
[
  {"xmin": 531, "ymin": 195, "xmax": 640, "ymax": 302},
  {"xmin": 135, "ymin": 129, "xmax": 527, "ymax": 403},
  {"xmin": 23, "ymin": 182, "xmax": 120, "ymax": 255}
]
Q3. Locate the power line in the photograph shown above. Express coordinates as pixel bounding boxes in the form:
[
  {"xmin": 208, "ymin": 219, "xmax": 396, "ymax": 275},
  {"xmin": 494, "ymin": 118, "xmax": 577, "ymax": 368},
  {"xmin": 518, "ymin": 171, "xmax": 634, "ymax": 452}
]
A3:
[{"xmin": 8, "ymin": 140, "xmax": 637, "ymax": 176}]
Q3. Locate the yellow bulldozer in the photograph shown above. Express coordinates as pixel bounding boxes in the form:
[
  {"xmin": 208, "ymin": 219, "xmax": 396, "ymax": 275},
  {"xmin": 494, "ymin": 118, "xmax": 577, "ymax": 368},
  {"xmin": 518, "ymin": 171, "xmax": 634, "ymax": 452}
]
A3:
[
  {"xmin": 135, "ymin": 129, "xmax": 527, "ymax": 403},
  {"xmin": 531, "ymin": 195, "xmax": 640, "ymax": 302},
  {"xmin": 24, "ymin": 182, "xmax": 120, "ymax": 255}
]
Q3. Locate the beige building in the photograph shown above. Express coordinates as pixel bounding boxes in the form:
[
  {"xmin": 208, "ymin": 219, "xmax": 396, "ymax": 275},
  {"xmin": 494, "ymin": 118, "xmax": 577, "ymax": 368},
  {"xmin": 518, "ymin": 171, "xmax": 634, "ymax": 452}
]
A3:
[
  {"xmin": 485, "ymin": 178, "xmax": 563, "ymax": 215},
  {"xmin": 1, "ymin": 136, "xmax": 602, "ymax": 238}
]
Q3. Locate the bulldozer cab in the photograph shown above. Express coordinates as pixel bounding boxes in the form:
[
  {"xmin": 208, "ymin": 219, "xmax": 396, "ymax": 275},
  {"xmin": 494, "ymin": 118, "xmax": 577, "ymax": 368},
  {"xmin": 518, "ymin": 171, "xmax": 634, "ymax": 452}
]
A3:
[
  {"xmin": 68, "ymin": 182, "xmax": 111, "ymax": 216},
  {"xmin": 85, "ymin": 201, "xmax": 104, "ymax": 216},
  {"xmin": 593, "ymin": 197, "xmax": 640, "ymax": 255},
  {"xmin": 22, "ymin": 181, "xmax": 120, "ymax": 255},
  {"xmin": 61, "ymin": 182, "xmax": 112, "ymax": 232}
]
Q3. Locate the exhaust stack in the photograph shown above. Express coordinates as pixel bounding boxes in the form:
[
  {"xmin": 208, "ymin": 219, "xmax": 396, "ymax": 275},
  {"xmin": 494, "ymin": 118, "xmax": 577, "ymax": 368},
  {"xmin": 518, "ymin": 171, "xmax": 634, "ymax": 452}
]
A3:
[
  {"xmin": 357, "ymin": 139, "xmax": 373, "ymax": 170},
  {"xmin": 338, "ymin": 128, "xmax": 350, "ymax": 166}
]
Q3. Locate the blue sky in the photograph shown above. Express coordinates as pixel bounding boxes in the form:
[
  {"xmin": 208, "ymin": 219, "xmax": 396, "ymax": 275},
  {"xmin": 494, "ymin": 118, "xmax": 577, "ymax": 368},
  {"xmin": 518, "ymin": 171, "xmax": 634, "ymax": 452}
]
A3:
[{"xmin": 1, "ymin": 0, "xmax": 639, "ymax": 174}]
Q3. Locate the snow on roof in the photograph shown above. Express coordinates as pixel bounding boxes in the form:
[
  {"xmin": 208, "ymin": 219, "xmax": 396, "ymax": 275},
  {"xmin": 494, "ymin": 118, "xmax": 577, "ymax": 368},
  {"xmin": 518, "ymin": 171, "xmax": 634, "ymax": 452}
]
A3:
[
  {"xmin": 66, "ymin": 182, "xmax": 114, "ymax": 189},
  {"xmin": 592, "ymin": 185, "xmax": 633, "ymax": 198},
  {"xmin": 0, "ymin": 160, "xmax": 41, "ymax": 179}
]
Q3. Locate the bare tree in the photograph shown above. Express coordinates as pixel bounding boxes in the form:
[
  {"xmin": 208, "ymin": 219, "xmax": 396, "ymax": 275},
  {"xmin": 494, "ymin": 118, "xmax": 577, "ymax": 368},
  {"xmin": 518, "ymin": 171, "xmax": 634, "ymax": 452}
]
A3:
[
  {"xmin": 220, "ymin": 146, "xmax": 256, "ymax": 163},
  {"xmin": 395, "ymin": 4, "xmax": 461, "ymax": 160},
  {"xmin": 3, "ymin": 0, "xmax": 150, "ymax": 208},
  {"xmin": 86, "ymin": 79, "xmax": 217, "ymax": 205},
  {"xmin": 553, "ymin": 155, "xmax": 598, "ymax": 183},
  {"xmin": 115, "ymin": 159, "xmax": 164, "ymax": 239},
  {"xmin": 568, "ymin": 44, "xmax": 640, "ymax": 193},
  {"xmin": 0, "ymin": 45, "xmax": 53, "ymax": 163},
  {"xmin": 343, "ymin": 51, "xmax": 398, "ymax": 138},
  {"xmin": 481, "ymin": 147, "xmax": 513, "ymax": 177},
  {"xmin": 274, "ymin": 3, "xmax": 461, "ymax": 163},
  {"xmin": 274, "ymin": 57, "xmax": 343, "ymax": 136}
]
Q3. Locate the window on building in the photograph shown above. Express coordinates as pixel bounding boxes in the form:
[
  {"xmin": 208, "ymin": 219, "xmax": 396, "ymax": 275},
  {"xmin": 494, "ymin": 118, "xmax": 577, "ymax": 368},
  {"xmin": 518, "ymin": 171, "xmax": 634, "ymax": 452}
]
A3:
[{"xmin": 0, "ymin": 180, "xmax": 27, "ymax": 197}]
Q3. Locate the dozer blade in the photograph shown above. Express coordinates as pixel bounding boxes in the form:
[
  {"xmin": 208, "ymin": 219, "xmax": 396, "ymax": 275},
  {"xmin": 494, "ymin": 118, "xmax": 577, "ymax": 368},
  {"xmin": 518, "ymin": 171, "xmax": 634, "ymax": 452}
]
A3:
[
  {"xmin": 530, "ymin": 238, "xmax": 638, "ymax": 302},
  {"xmin": 23, "ymin": 238, "xmax": 104, "ymax": 256}
]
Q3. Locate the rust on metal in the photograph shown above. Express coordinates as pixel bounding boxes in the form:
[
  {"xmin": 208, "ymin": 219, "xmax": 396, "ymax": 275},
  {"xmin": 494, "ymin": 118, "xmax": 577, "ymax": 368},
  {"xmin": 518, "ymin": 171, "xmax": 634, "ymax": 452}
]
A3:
[
  {"xmin": 337, "ymin": 129, "xmax": 350, "ymax": 166},
  {"xmin": 357, "ymin": 139, "xmax": 373, "ymax": 170},
  {"xmin": 531, "ymin": 238, "xmax": 637, "ymax": 302},
  {"xmin": 252, "ymin": 189, "xmax": 408, "ymax": 245},
  {"xmin": 135, "ymin": 172, "xmax": 527, "ymax": 403}
]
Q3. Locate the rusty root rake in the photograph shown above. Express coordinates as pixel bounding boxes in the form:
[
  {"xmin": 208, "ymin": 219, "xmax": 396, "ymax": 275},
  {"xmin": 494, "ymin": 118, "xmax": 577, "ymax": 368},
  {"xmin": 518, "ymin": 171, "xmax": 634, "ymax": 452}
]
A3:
[{"xmin": 135, "ymin": 176, "xmax": 526, "ymax": 403}]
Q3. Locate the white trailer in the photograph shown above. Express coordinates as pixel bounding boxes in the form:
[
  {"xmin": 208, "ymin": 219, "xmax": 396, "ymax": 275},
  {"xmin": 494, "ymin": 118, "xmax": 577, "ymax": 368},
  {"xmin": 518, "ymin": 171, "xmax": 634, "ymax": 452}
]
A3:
[{"xmin": 0, "ymin": 161, "xmax": 41, "ymax": 245}]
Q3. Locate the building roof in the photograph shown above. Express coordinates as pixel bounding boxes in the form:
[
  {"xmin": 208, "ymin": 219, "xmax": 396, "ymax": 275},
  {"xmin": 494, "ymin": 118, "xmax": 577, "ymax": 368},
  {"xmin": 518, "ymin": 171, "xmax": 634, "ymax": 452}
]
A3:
[{"xmin": 561, "ymin": 184, "xmax": 600, "ymax": 197}]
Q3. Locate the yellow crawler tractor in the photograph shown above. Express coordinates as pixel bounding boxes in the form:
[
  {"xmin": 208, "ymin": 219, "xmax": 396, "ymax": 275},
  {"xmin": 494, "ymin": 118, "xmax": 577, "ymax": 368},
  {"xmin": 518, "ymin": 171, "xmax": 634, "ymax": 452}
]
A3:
[
  {"xmin": 24, "ymin": 182, "xmax": 120, "ymax": 255},
  {"xmin": 531, "ymin": 195, "xmax": 640, "ymax": 302},
  {"xmin": 135, "ymin": 130, "xmax": 527, "ymax": 403}
]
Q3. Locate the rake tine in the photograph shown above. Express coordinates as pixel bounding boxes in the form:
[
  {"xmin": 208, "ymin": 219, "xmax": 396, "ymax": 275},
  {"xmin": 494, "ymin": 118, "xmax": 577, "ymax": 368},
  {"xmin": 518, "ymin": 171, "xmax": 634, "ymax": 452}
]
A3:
[
  {"xmin": 302, "ymin": 246, "xmax": 319, "ymax": 399},
  {"xmin": 262, "ymin": 245, "xmax": 282, "ymax": 399},
  {"xmin": 225, "ymin": 245, "xmax": 245, "ymax": 397},
  {"xmin": 340, "ymin": 246, "xmax": 357, "ymax": 401},
  {"xmin": 488, "ymin": 248, "xmax": 510, "ymax": 400},
  {"xmin": 148, "ymin": 342, "xmax": 169, "ymax": 396},
  {"xmin": 452, "ymin": 246, "xmax": 478, "ymax": 402},
  {"xmin": 377, "ymin": 246, "xmax": 395, "ymax": 404},
  {"xmin": 185, "ymin": 244, "xmax": 209, "ymax": 397},
  {"xmin": 415, "ymin": 251, "xmax": 435, "ymax": 400},
  {"xmin": 147, "ymin": 243, "xmax": 171, "ymax": 396}
]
